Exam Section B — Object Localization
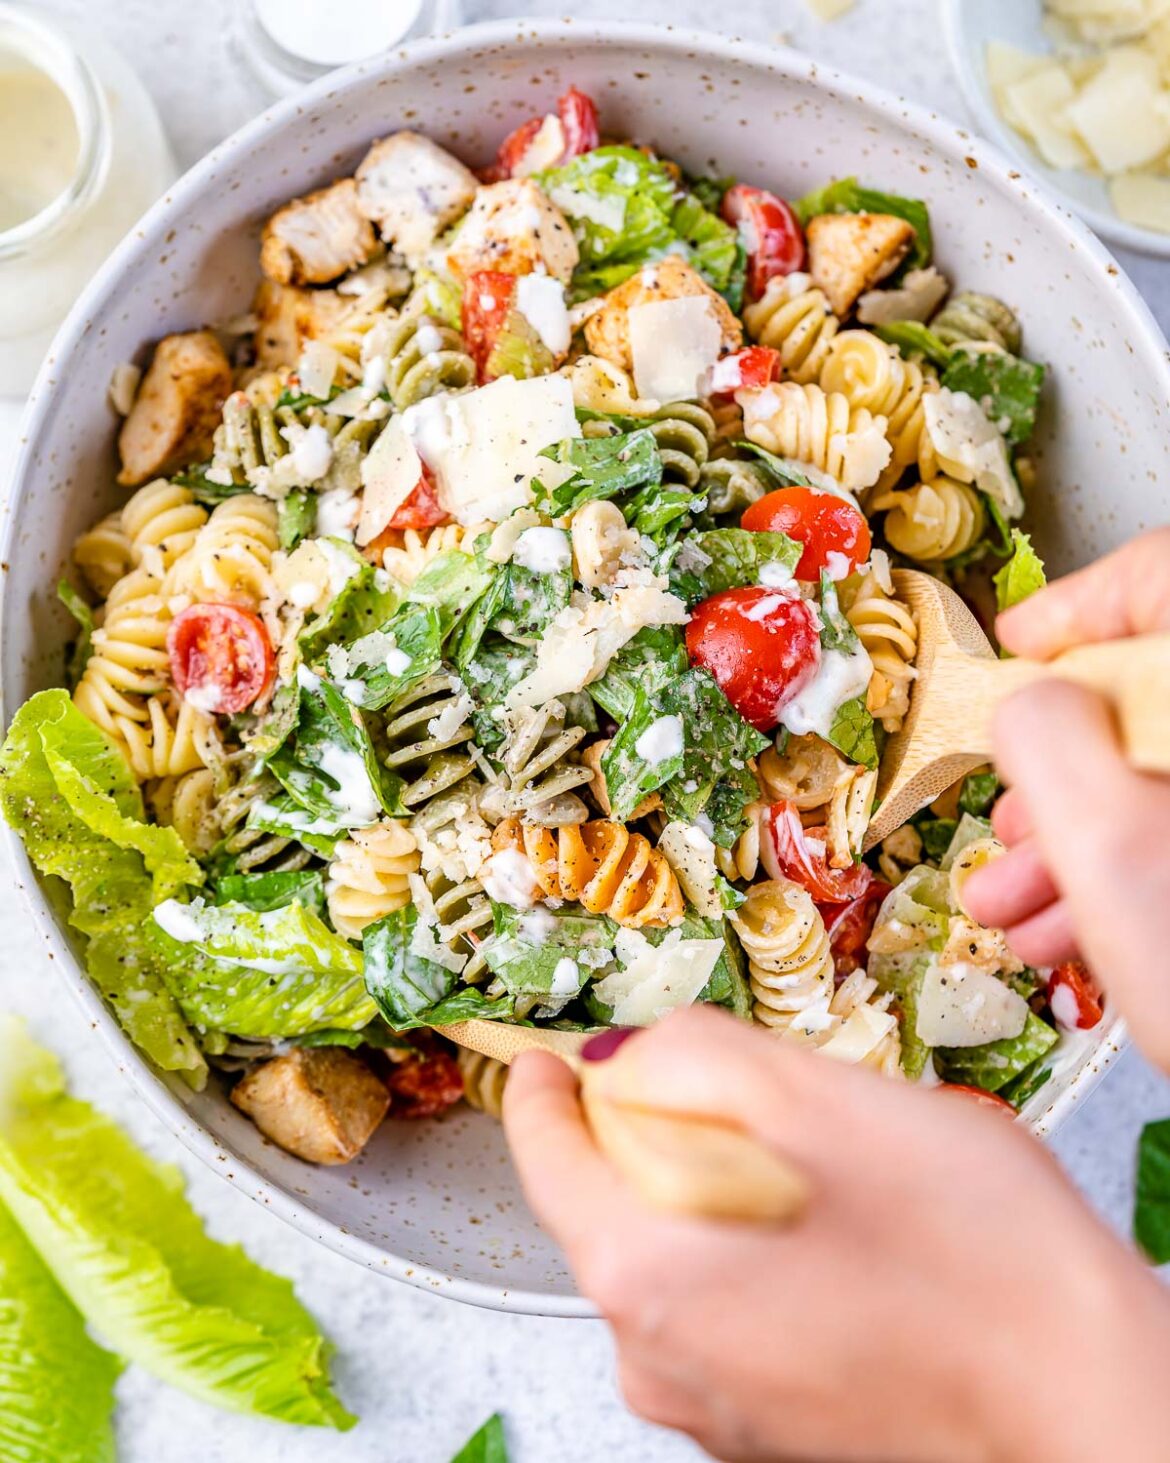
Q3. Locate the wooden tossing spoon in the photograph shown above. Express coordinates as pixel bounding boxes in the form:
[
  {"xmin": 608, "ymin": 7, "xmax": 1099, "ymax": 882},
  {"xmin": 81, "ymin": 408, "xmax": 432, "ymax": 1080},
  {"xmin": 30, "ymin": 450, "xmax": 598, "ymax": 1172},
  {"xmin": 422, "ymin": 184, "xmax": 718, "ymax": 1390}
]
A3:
[
  {"xmin": 442, "ymin": 1019, "xmax": 810, "ymax": 1224},
  {"xmin": 864, "ymin": 568, "xmax": 1170, "ymax": 850}
]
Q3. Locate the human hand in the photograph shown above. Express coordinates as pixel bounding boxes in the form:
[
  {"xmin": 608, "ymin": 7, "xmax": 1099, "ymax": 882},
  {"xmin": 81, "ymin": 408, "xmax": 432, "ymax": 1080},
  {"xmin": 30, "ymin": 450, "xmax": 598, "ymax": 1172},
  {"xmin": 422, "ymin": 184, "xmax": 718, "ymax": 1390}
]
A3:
[
  {"xmin": 504, "ymin": 1007, "xmax": 1170, "ymax": 1463},
  {"xmin": 961, "ymin": 529, "xmax": 1170, "ymax": 1067}
]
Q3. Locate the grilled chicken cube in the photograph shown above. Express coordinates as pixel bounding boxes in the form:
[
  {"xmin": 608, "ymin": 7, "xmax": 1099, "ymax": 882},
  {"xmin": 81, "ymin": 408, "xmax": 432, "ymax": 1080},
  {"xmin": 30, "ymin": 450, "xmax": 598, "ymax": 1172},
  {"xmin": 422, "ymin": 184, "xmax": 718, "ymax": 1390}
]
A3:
[
  {"xmin": 447, "ymin": 178, "xmax": 579, "ymax": 283},
  {"xmin": 116, "ymin": 330, "xmax": 232, "ymax": 486},
  {"xmin": 231, "ymin": 1048, "xmax": 390, "ymax": 1166},
  {"xmin": 260, "ymin": 178, "xmax": 376, "ymax": 286},
  {"xmin": 583, "ymin": 255, "xmax": 743, "ymax": 373},
  {"xmin": 355, "ymin": 131, "xmax": 479, "ymax": 259},
  {"xmin": 806, "ymin": 212, "xmax": 917, "ymax": 318},
  {"xmin": 251, "ymin": 278, "xmax": 350, "ymax": 371}
]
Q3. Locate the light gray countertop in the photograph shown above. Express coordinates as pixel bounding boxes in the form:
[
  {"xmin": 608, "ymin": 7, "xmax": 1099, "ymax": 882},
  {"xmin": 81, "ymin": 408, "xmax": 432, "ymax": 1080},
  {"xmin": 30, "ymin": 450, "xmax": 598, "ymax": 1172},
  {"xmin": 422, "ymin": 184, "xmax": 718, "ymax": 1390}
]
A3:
[{"xmin": 3, "ymin": 2, "xmax": 1169, "ymax": 1460}]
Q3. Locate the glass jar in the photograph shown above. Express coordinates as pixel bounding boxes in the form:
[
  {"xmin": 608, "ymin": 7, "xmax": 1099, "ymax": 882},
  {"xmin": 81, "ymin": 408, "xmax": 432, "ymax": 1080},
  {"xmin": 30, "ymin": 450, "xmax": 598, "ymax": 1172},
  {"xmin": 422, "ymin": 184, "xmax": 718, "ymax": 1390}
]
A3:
[{"xmin": 0, "ymin": 4, "xmax": 175, "ymax": 396}]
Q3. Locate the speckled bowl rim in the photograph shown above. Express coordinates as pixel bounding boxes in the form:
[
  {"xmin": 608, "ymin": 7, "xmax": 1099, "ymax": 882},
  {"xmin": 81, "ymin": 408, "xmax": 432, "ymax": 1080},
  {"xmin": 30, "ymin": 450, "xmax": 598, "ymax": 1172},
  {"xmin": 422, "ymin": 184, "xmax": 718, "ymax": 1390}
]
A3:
[
  {"xmin": 0, "ymin": 16, "xmax": 1143, "ymax": 1316},
  {"xmin": 940, "ymin": 0, "xmax": 1170, "ymax": 259}
]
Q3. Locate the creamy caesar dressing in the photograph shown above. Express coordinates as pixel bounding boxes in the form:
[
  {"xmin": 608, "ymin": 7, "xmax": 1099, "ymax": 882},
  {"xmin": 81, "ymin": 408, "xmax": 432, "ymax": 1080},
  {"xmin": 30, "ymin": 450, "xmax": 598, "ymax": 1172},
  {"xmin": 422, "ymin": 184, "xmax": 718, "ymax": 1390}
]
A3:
[
  {"xmin": 780, "ymin": 641, "xmax": 873, "ymax": 739},
  {"xmin": 317, "ymin": 742, "xmax": 381, "ymax": 825},
  {"xmin": 0, "ymin": 51, "xmax": 79, "ymax": 232}
]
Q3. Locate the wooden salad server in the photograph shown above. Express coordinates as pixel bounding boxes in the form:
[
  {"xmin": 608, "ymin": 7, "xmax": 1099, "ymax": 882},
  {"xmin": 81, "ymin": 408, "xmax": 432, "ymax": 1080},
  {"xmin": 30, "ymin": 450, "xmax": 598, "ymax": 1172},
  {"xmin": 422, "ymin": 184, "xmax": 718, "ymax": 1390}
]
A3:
[
  {"xmin": 442, "ymin": 1019, "xmax": 811, "ymax": 1224},
  {"xmin": 864, "ymin": 568, "xmax": 1170, "ymax": 850}
]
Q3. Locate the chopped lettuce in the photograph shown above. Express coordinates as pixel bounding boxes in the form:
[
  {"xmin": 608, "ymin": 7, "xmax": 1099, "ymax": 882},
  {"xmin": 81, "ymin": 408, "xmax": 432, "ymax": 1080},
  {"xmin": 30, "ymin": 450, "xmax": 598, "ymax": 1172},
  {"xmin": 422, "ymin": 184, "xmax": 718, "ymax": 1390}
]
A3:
[
  {"xmin": 0, "ymin": 1018, "xmax": 354, "ymax": 1428},
  {"xmin": 244, "ymin": 792, "xmax": 340, "ymax": 859},
  {"xmin": 277, "ymin": 488, "xmax": 315, "ymax": 550},
  {"xmin": 537, "ymin": 429, "xmax": 661, "ymax": 516},
  {"xmin": 939, "ymin": 812, "xmax": 993, "ymax": 871},
  {"xmin": 624, "ymin": 478, "xmax": 703, "ymax": 545},
  {"xmin": 874, "ymin": 321, "xmax": 952, "ymax": 368},
  {"xmin": 298, "ymin": 543, "xmax": 399, "ymax": 668},
  {"xmin": 958, "ymin": 770, "xmax": 1001, "ymax": 819},
  {"xmin": 826, "ymin": 695, "xmax": 878, "ymax": 770},
  {"xmin": 869, "ymin": 950, "xmax": 935, "ymax": 1080},
  {"xmin": 364, "ymin": 906, "xmax": 514, "ymax": 1028},
  {"xmin": 151, "ymin": 897, "xmax": 376, "ymax": 1038},
  {"xmin": 794, "ymin": 177, "xmax": 932, "ymax": 270},
  {"xmin": 1134, "ymin": 1118, "xmax": 1170, "ymax": 1264},
  {"xmin": 211, "ymin": 867, "xmax": 326, "ymax": 916},
  {"xmin": 269, "ymin": 672, "xmax": 406, "ymax": 831},
  {"xmin": 482, "ymin": 905, "xmax": 614, "ymax": 1007},
  {"xmin": 669, "ymin": 194, "xmax": 743, "ymax": 303},
  {"xmin": 1000, "ymin": 1060, "xmax": 1053, "ymax": 1111},
  {"xmin": 941, "ymin": 350, "xmax": 1045, "ymax": 447},
  {"xmin": 0, "ymin": 1191, "xmax": 121, "ymax": 1463},
  {"xmin": 818, "ymin": 573, "xmax": 862, "ymax": 654},
  {"xmin": 57, "ymin": 580, "xmax": 94, "ymax": 689},
  {"xmin": 0, "ymin": 691, "xmax": 206, "ymax": 1084},
  {"xmin": 456, "ymin": 559, "xmax": 572, "ymax": 670},
  {"xmin": 406, "ymin": 549, "xmax": 494, "ymax": 639},
  {"xmin": 587, "ymin": 624, "xmax": 689, "ymax": 721},
  {"xmin": 325, "ymin": 602, "xmax": 443, "ymax": 712},
  {"xmin": 667, "ymin": 528, "xmax": 801, "ymax": 606},
  {"xmin": 936, "ymin": 1011, "xmax": 1059, "ymax": 1093},
  {"xmin": 916, "ymin": 815, "xmax": 958, "ymax": 863},
  {"xmin": 450, "ymin": 1412, "xmax": 510, "ymax": 1463},
  {"xmin": 993, "ymin": 529, "xmax": 1047, "ymax": 613},
  {"xmin": 736, "ymin": 440, "xmax": 814, "ymax": 488},
  {"xmin": 486, "ymin": 311, "xmax": 554, "ymax": 382}
]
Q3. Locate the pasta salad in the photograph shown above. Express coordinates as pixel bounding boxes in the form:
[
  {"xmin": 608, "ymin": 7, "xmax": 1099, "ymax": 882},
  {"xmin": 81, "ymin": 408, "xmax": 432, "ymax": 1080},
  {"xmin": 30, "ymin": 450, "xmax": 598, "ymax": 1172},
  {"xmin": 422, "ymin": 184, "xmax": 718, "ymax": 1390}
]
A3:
[{"xmin": 0, "ymin": 86, "xmax": 1104, "ymax": 1165}]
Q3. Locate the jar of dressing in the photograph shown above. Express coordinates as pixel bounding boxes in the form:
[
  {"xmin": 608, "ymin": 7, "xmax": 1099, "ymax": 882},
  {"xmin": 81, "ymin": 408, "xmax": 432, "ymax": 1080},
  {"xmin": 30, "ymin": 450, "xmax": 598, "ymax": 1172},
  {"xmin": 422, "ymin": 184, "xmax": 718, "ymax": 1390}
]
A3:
[{"xmin": 0, "ymin": 4, "xmax": 175, "ymax": 395}]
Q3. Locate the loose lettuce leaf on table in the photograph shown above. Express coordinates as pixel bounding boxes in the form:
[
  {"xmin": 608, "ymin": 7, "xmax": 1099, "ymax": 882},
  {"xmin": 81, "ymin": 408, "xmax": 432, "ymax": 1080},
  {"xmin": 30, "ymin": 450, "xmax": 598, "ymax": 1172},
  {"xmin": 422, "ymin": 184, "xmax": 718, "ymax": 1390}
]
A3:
[
  {"xmin": 936, "ymin": 1011, "xmax": 1059, "ymax": 1093},
  {"xmin": 0, "ymin": 691, "xmax": 206, "ymax": 1084},
  {"xmin": 794, "ymin": 176, "xmax": 933, "ymax": 270},
  {"xmin": 1135, "ymin": 1118, "xmax": 1170, "ymax": 1264},
  {"xmin": 941, "ymin": 351, "xmax": 1045, "ymax": 447},
  {"xmin": 666, "ymin": 528, "xmax": 801, "ymax": 606},
  {"xmin": 0, "ymin": 1017, "xmax": 354, "ymax": 1428},
  {"xmin": 151, "ymin": 897, "xmax": 376, "ymax": 1038},
  {"xmin": 0, "ymin": 1191, "xmax": 121, "ymax": 1463},
  {"xmin": 449, "ymin": 1412, "xmax": 510, "ymax": 1463}
]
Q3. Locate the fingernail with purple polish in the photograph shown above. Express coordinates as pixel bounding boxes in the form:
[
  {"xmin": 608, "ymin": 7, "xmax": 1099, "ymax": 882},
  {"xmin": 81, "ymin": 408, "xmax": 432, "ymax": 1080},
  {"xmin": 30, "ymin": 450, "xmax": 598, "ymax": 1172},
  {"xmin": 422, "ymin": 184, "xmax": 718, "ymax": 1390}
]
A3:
[{"xmin": 580, "ymin": 1028, "xmax": 636, "ymax": 1062}]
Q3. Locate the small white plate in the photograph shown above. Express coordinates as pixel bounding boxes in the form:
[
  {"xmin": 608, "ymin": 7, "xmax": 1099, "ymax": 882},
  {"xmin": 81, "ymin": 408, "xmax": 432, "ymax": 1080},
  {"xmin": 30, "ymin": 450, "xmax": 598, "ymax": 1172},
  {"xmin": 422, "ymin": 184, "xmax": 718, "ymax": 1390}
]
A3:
[{"xmin": 941, "ymin": 0, "xmax": 1170, "ymax": 258}]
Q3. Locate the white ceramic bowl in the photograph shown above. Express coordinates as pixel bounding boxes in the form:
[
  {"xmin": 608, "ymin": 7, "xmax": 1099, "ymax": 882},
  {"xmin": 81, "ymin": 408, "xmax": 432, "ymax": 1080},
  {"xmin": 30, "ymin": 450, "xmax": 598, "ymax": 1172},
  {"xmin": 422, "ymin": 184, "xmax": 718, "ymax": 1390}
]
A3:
[
  {"xmin": 1, "ymin": 18, "xmax": 1158, "ymax": 1317},
  {"xmin": 942, "ymin": 0, "xmax": 1170, "ymax": 258}
]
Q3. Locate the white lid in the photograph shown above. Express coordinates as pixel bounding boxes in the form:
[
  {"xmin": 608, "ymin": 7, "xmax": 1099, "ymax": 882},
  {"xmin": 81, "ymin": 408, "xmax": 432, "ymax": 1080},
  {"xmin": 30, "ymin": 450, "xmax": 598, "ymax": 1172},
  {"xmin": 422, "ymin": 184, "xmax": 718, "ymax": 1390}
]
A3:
[{"xmin": 253, "ymin": 0, "xmax": 425, "ymax": 68}]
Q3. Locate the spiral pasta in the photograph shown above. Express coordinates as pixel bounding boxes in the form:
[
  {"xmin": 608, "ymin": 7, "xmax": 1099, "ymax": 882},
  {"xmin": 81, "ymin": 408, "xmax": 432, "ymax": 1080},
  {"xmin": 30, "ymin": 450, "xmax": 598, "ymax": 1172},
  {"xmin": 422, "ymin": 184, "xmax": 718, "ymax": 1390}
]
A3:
[
  {"xmin": 565, "ymin": 354, "xmax": 648, "ymax": 417},
  {"xmin": 477, "ymin": 701, "xmax": 593, "ymax": 827},
  {"xmin": 819, "ymin": 331, "xmax": 940, "ymax": 488},
  {"xmin": 730, "ymin": 878, "xmax": 836, "ymax": 1032},
  {"xmin": 383, "ymin": 310, "xmax": 476, "ymax": 410},
  {"xmin": 873, "ymin": 477, "xmax": 985, "ymax": 564},
  {"xmin": 648, "ymin": 402, "xmax": 715, "ymax": 487},
  {"xmin": 73, "ymin": 511, "xmax": 134, "ymax": 597},
  {"xmin": 120, "ymin": 478, "xmax": 210, "ymax": 573},
  {"xmin": 756, "ymin": 736, "xmax": 850, "ymax": 811},
  {"xmin": 743, "ymin": 274, "xmax": 839, "ymax": 383},
  {"xmin": 948, "ymin": 835, "xmax": 1007, "ymax": 919},
  {"xmin": 377, "ymin": 522, "xmax": 483, "ymax": 585},
  {"xmin": 840, "ymin": 569, "xmax": 918, "ymax": 732},
  {"xmin": 151, "ymin": 767, "xmax": 220, "ymax": 855},
  {"xmin": 569, "ymin": 500, "xmax": 640, "ymax": 589},
  {"xmin": 739, "ymin": 382, "xmax": 891, "ymax": 491},
  {"xmin": 381, "ymin": 672, "xmax": 478, "ymax": 809},
  {"xmin": 73, "ymin": 567, "xmax": 170, "ymax": 741},
  {"xmin": 457, "ymin": 1048, "xmax": 509, "ymax": 1119},
  {"xmin": 119, "ymin": 694, "xmax": 215, "ymax": 782},
  {"xmin": 715, "ymin": 800, "xmax": 767, "ymax": 883},
  {"xmin": 493, "ymin": 817, "xmax": 684, "ymax": 928},
  {"xmin": 212, "ymin": 392, "xmax": 382, "ymax": 497},
  {"xmin": 165, "ymin": 494, "xmax": 279, "ymax": 606},
  {"xmin": 698, "ymin": 456, "xmax": 770, "ymax": 517},
  {"xmin": 931, "ymin": 291, "xmax": 1021, "ymax": 354},
  {"xmin": 826, "ymin": 764, "xmax": 878, "ymax": 870},
  {"xmin": 218, "ymin": 761, "xmax": 314, "ymax": 874},
  {"xmin": 327, "ymin": 819, "xmax": 419, "ymax": 939}
]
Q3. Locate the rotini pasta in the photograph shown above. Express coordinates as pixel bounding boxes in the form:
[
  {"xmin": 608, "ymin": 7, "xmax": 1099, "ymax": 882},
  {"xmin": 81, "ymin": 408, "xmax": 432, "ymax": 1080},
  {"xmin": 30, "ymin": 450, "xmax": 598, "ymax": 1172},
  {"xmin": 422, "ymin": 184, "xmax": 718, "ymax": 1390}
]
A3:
[
  {"xmin": 715, "ymin": 800, "xmax": 766, "ymax": 883},
  {"xmin": 165, "ymin": 494, "xmax": 279, "ymax": 606},
  {"xmin": 326, "ymin": 819, "xmax": 419, "ymax": 939},
  {"xmin": 755, "ymin": 736, "xmax": 850, "ymax": 811},
  {"xmin": 493, "ymin": 817, "xmax": 684, "ymax": 928},
  {"xmin": 476, "ymin": 701, "xmax": 593, "ymax": 827},
  {"xmin": 729, "ymin": 878, "xmax": 836, "ymax": 1032},
  {"xmin": 840, "ymin": 569, "xmax": 918, "ymax": 732},
  {"xmin": 568, "ymin": 499, "xmax": 641, "ymax": 589},
  {"xmin": 948, "ymin": 835, "xmax": 1007, "ymax": 919},
  {"xmin": 931, "ymin": 291, "xmax": 1022, "ymax": 354},
  {"xmin": 743, "ymin": 273, "xmax": 839, "ymax": 383},
  {"xmin": 739, "ymin": 382, "xmax": 891, "ymax": 491},
  {"xmin": 72, "ymin": 511, "xmax": 134, "ymax": 597},
  {"xmin": 457, "ymin": 1047, "xmax": 508, "ymax": 1119},
  {"xmin": 381, "ymin": 672, "xmax": 478, "ymax": 809},
  {"xmin": 383, "ymin": 307, "xmax": 476, "ymax": 410},
  {"xmin": 873, "ymin": 476, "xmax": 986, "ymax": 564},
  {"xmin": 819, "ymin": 330, "xmax": 940, "ymax": 489},
  {"xmin": 120, "ymin": 479, "xmax": 210, "ymax": 572},
  {"xmin": 377, "ymin": 521, "xmax": 484, "ymax": 585}
]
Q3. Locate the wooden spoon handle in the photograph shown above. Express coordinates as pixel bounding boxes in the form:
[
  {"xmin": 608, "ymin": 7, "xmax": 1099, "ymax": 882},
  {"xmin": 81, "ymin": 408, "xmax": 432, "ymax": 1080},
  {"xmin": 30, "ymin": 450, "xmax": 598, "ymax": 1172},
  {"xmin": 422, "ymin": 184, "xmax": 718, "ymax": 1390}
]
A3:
[
  {"xmin": 949, "ymin": 632, "xmax": 1170, "ymax": 772},
  {"xmin": 579, "ymin": 1071, "xmax": 810, "ymax": 1224}
]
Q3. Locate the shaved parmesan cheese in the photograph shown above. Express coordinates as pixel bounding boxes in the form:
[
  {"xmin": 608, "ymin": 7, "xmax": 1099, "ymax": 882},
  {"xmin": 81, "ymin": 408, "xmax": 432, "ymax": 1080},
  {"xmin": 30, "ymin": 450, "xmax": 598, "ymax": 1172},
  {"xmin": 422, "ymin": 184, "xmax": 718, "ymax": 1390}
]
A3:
[
  {"xmin": 514, "ymin": 113, "xmax": 568, "ymax": 175},
  {"xmin": 985, "ymin": 39, "xmax": 1049, "ymax": 91},
  {"xmin": 923, "ymin": 389, "xmax": 1023, "ymax": 519},
  {"xmin": 658, "ymin": 821, "xmax": 724, "ymax": 918},
  {"xmin": 1111, "ymin": 168, "xmax": 1170, "ymax": 226},
  {"xmin": 515, "ymin": 274, "xmax": 571, "ymax": 357},
  {"xmin": 628, "ymin": 296, "xmax": 723, "ymax": 402},
  {"xmin": 835, "ymin": 419, "xmax": 893, "ymax": 492},
  {"xmin": 1065, "ymin": 45, "xmax": 1170, "ymax": 171},
  {"xmin": 1001, "ymin": 66, "xmax": 1092, "ymax": 169},
  {"xmin": 805, "ymin": 0, "xmax": 854, "ymax": 18},
  {"xmin": 915, "ymin": 963, "xmax": 1029, "ymax": 1048},
  {"xmin": 357, "ymin": 415, "xmax": 424, "ymax": 546},
  {"xmin": 857, "ymin": 266, "xmax": 950, "ymax": 326},
  {"xmin": 592, "ymin": 928, "xmax": 722, "ymax": 1026},
  {"xmin": 819, "ymin": 1002, "xmax": 899, "ymax": 1065}
]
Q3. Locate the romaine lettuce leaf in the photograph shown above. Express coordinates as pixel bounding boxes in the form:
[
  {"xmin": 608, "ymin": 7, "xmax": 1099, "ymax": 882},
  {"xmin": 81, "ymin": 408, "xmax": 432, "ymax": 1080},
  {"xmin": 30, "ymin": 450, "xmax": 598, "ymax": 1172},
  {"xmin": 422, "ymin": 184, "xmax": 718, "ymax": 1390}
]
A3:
[
  {"xmin": 868, "ymin": 950, "xmax": 935, "ymax": 1080},
  {"xmin": 941, "ymin": 351, "xmax": 1045, "ymax": 447},
  {"xmin": 454, "ymin": 560, "xmax": 572, "ymax": 676},
  {"xmin": 874, "ymin": 321, "xmax": 952, "ymax": 368},
  {"xmin": 818, "ymin": 573, "xmax": 862, "ymax": 655},
  {"xmin": 482, "ymin": 904, "xmax": 616, "ymax": 1005},
  {"xmin": 298, "ymin": 542, "xmax": 398, "ymax": 668},
  {"xmin": 211, "ymin": 867, "xmax": 326, "ymax": 915},
  {"xmin": 406, "ymin": 549, "xmax": 494, "ymax": 639},
  {"xmin": 993, "ymin": 529, "xmax": 1047, "ymax": 613},
  {"xmin": 364, "ymin": 906, "xmax": 514, "ymax": 1028},
  {"xmin": 958, "ymin": 770, "xmax": 1001, "ymax": 819},
  {"xmin": 277, "ymin": 488, "xmax": 315, "ymax": 551},
  {"xmin": 825, "ymin": 695, "xmax": 878, "ymax": 769},
  {"xmin": 915, "ymin": 815, "xmax": 957, "ymax": 863},
  {"xmin": 667, "ymin": 528, "xmax": 801, "ymax": 606},
  {"xmin": 0, "ymin": 691, "xmax": 206, "ymax": 1084},
  {"xmin": 537, "ymin": 429, "xmax": 662, "ymax": 517},
  {"xmin": 323, "ymin": 602, "xmax": 442, "ymax": 712},
  {"xmin": 670, "ymin": 194, "xmax": 743, "ymax": 301},
  {"xmin": 269, "ymin": 672, "xmax": 406, "ymax": 830},
  {"xmin": 0, "ymin": 1191, "xmax": 121, "ymax": 1463},
  {"xmin": 735, "ymin": 440, "xmax": 814, "ymax": 488},
  {"xmin": 151, "ymin": 897, "xmax": 376, "ymax": 1038},
  {"xmin": 243, "ymin": 791, "xmax": 340, "ymax": 858},
  {"xmin": 450, "ymin": 1412, "xmax": 510, "ymax": 1463},
  {"xmin": 1134, "ymin": 1118, "xmax": 1170, "ymax": 1264},
  {"xmin": 486, "ymin": 311, "xmax": 554, "ymax": 382},
  {"xmin": 939, "ymin": 812, "xmax": 993, "ymax": 871},
  {"xmin": 0, "ymin": 1018, "xmax": 354, "ymax": 1428},
  {"xmin": 587, "ymin": 624, "xmax": 689, "ymax": 721},
  {"xmin": 57, "ymin": 580, "xmax": 94, "ymax": 689},
  {"xmin": 936, "ymin": 1011, "xmax": 1058, "ymax": 1093},
  {"xmin": 794, "ymin": 176, "xmax": 932, "ymax": 269}
]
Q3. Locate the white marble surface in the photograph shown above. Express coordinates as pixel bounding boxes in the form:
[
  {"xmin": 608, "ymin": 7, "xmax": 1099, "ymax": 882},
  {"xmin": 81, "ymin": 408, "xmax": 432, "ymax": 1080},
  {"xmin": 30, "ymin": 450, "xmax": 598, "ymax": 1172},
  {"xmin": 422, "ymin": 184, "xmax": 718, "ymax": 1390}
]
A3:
[{"xmin": 3, "ymin": 2, "xmax": 1170, "ymax": 1460}]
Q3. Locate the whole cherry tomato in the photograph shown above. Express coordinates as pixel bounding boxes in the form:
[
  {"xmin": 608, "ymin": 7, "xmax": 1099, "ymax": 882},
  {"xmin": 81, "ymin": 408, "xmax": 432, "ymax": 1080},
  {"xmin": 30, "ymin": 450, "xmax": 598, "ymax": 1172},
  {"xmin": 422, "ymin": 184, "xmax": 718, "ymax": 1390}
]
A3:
[
  {"xmin": 1047, "ymin": 961, "xmax": 1104, "ymax": 1030},
  {"xmin": 167, "ymin": 603, "xmax": 274, "ymax": 715},
  {"xmin": 708, "ymin": 346, "xmax": 782, "ymax": 396},
  {"xmin": 721, "ymin": 184, "xmax": 807, "ymax": 301},
  {"xmin": 685, "ymin": 586, "xmax": 820, "ymax": 733},
  {"xmin": 764, "ymin": 801, "xmax": 873, "ymax": 903},
  {"xmin": 741, "ymin": 486, "xmax": 872, "ymax": 582}
]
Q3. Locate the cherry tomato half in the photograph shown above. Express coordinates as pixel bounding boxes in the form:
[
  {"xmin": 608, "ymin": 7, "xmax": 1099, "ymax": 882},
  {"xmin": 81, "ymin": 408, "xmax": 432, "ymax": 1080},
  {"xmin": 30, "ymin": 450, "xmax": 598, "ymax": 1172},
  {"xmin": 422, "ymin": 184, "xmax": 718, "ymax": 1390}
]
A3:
[
  {"xmin": 721, "ymin": 184, "xmax": 807, "ymax": 301},
  {"xmin": 167, "ymin": 603, "xmax": 274, "ymax": 716},
  {"xmin": 821, "ymin": 880, "xmax": 893, "ymax": 977},
  {"xmin": 493, "ymin": 86, "xmax": 600, "ymax": 178},
  {"xmin": 763, "ymin": 801, "xmax": 873, "ymax": 903},
  {"xmin": 685, "ymin": 586, "xmax": 820, "ymax": 733},
  {"xmin": 384, "ymin": 1046, "xmax": 466, "ymax": 1119},
  {"xmin": 495, "ymin": 116, "xmax": 544, "ymax": 179},
  {"xmin": 741, "ymin": 486, "xmax": 872, "ymax": 582},
  {"xmin": 1047, "ymin": 961, "xmax": 1103, "ymax": 1030},
  {"xmin": 943, "ymin": 1084, "xmax": 1017, "ymax": 1118},
  {"xmin": 462, "ymin": 270, "xmax": 517, "ymax": 383},
  {"xmin": 708, "ymin": 345, "xmax": 782, "ymax": 396}
]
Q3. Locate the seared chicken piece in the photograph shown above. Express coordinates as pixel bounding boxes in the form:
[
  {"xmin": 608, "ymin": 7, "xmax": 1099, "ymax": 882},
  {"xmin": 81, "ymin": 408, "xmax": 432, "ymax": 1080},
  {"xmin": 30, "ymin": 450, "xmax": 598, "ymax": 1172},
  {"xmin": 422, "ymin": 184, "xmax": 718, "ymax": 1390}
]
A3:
[
  {"xmin": 447, "ymin": 178, "xmax": 579, "ymax": 283},
  {"xmin": 260, "ymin": 178, "xmax": 376, "ymax": 287},
  {"xmin": 583, "ymin": 256, "xmax": 743, "ymax": 373},
  {"xmin": 231, "ymin": 1048, "xmax": 390, "ymax": 1166},
  {"xmin": 251, "ymin": 278, "xmax": 350, "ymax": 371},
  {"xmin": 116, "ymin": 330, "xmax": 232, "ymax": 486},
  {"xmin": 355, "ymin": 131, "xmax": 479, "ymax": 259},
  {"xmin": 806, "ymin": 212, "xmax": 917, "ymax": 318}
]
